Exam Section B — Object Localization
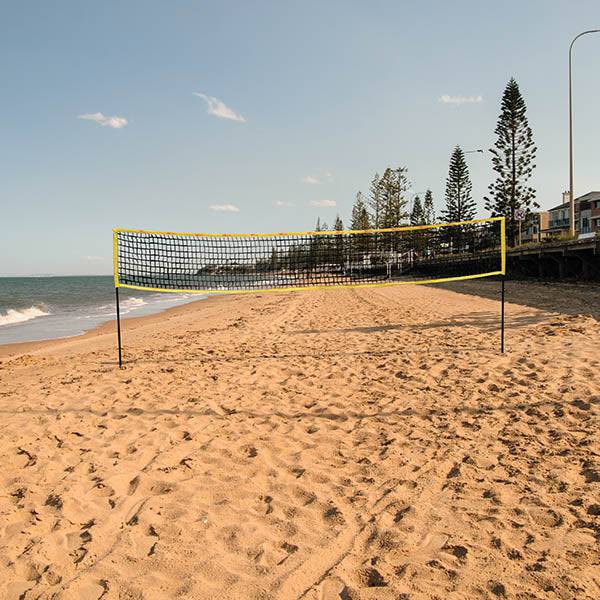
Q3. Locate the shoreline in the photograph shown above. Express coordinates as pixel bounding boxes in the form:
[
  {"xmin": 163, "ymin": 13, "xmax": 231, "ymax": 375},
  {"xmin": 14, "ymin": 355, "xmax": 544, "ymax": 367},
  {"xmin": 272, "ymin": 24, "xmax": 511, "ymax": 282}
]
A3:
[
  {"xmin": 4, "ymin": 277, "xmax": 599, "ymax": 361},
  {"xmin": 4, "ymin": 277, "xmax": 599, "ymax": 360},
  {"xmin": 0, "ymin": 293, "xmax": 227, "ymax": 359}
]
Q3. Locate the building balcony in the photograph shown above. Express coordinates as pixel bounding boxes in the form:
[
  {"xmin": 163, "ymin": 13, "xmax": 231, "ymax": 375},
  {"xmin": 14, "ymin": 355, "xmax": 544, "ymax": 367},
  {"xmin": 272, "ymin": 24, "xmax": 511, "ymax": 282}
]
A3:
[{"xmin": 548, "ymin": 219, "xmax": 570, "ymax": 229}]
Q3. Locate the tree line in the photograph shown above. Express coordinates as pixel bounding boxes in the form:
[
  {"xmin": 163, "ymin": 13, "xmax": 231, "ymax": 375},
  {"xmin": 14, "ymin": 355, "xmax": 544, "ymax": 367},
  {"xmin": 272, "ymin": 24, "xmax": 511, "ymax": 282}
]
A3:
[{"xmin": 315, "ymin": 77, "xmax": 537, "ymax": 246}]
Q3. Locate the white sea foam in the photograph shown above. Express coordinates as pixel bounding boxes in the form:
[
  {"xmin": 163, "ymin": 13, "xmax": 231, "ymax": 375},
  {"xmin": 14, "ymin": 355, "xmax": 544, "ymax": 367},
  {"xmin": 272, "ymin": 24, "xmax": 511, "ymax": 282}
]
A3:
[
  {"xmin": 0, "ymin": 306, "xmax": 50, "ymax": 327},
  {"xmin": 120, "ymin": 297, "xmax": 147, "ymax": 313}
]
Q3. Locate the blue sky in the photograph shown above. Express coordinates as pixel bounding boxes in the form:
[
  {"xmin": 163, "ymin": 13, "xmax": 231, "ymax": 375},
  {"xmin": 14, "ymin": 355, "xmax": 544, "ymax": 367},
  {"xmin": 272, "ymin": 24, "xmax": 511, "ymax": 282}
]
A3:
[{"xmin": 1, "ymin": 0, "xmax": 599, "ymax": 275}]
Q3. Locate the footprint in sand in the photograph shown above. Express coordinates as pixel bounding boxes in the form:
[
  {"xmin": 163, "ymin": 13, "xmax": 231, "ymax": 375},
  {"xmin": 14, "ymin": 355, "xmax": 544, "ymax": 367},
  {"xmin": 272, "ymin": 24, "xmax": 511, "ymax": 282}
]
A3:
[
  {"xmin": 357, "ymin": 565, "xmax": 387, "ymax": 588},
  {"xmin": 128, "ymin": 475, "xmax": 140, "ymax": 495},
  {"xmin": 44, "ymin": 494, "xmax": 63, "ymax": 510},
  {"xmin": 241, "ymin": 444, "xmax": 258, "ymax": 458}
]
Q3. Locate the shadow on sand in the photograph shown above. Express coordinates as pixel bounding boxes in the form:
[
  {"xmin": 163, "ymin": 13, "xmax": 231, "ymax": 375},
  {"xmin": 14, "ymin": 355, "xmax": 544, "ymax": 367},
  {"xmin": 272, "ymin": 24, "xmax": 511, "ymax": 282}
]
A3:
[
  {"xmin": 292, "ymin": 309, "xmax": 547, "ymax": 336},
  {"xmin": 435, "ymin": 279, "xmax": 600, "ymax": 322}
]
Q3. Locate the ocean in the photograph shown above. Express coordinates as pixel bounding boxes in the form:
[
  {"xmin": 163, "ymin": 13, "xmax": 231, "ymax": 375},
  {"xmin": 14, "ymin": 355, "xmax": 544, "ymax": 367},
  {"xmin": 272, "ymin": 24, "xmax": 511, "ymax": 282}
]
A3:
[{"xmin": 0, "ymin": 276, "xmax": 203, "ymax": 345}]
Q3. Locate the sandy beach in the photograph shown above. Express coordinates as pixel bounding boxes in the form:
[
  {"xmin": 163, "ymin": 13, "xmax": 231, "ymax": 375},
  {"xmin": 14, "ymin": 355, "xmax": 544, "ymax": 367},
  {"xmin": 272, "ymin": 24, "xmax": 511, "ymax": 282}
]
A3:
[{"xmin": 0, "ymin": 281, "xmax": 598, "ymax": 599}]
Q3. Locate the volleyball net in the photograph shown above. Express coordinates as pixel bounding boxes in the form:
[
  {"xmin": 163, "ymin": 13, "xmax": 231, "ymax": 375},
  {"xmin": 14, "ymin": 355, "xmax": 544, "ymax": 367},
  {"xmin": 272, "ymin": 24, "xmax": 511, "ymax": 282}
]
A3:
[
  {"xmin": 113, "ymin": 217, "xmax": 505, "ymax": 294},
  {"xmin": 112, "ymin": 217, "xmax": 507, "ymax": 365}
]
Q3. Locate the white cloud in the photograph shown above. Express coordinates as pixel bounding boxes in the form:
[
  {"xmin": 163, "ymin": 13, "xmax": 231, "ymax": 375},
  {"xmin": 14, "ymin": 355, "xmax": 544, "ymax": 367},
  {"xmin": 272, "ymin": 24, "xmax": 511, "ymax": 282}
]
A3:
[
  {"xmin": 193, "ymin": 92, "xmax": 246, "ymax": 122},
  {"xmin": 310, "ymin": 199, "xmax": 336, "ymax": 207},
  {"xmin": 438, "ymin": 94, "xmax": 483, "ymax": 106},
  {"xmin": 209, "ymin": 203, "xmax": 240, "ymax": 212},
  {"xmin": 78, "ymin": 112, "xmax": 128, "ymax": 128},
  {"xmin": 302, "ymin": 172, "xmax": 333, "ymax": 185},
  {"xmin": 273, "ymin": 200, "xmax": 294, "ymax": 207},
  {"xmin": 302, "ymin": 175, "xmax": 320, "ymax": 185}
]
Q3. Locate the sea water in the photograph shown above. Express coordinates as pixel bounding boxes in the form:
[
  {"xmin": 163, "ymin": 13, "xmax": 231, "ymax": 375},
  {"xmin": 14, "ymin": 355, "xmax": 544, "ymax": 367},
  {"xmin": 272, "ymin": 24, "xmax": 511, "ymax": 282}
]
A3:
[{"xmin": 0, "ymin": 276, "xmax": 203, "ymax": 345}]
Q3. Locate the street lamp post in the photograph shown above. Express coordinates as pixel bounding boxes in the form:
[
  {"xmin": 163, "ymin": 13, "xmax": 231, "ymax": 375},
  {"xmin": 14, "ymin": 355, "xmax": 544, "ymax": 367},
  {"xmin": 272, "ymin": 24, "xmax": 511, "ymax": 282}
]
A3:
[{"xmin": 569, "ymin": 30, "xmax": 600, "ymax": 237}]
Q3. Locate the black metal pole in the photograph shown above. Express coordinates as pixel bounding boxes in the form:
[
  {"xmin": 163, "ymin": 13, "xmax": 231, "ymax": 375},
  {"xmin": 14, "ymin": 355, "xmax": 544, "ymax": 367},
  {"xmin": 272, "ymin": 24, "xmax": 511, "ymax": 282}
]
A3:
[
  {"xmin": 115, "ymin": 287, "xmax": 123, "ymax": 368},
  {"xmin": 500, "ymin": 277, "xmax": 505, "ymax": 353}
]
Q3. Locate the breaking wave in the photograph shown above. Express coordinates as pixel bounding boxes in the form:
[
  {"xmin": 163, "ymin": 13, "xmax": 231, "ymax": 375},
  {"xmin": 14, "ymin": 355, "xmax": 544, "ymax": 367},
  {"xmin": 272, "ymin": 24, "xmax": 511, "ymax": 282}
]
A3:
[{"xmin": 0, "ymin": 306, "xmax": 50, "ymax": 327}]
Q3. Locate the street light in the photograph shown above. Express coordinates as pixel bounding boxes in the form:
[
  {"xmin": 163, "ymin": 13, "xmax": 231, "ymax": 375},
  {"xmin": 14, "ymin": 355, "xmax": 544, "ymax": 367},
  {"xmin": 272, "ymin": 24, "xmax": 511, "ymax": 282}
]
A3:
[
  {"xmin": 569, "ymin": 29, "xmax": 600, "ymax": 237},
  {"xmin": 464, "ymin": 149, "xmax": 484, "ymax": 154}
]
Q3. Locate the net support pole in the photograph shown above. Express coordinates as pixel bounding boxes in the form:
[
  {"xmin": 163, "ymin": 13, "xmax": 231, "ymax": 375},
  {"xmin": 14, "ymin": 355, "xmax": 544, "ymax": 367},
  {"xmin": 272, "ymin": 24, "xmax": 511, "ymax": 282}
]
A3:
[
  {"xmin": 500, "ymin": 277, "xmax": 505, "ymax": 354},
  {"xmin": 115, "ymin": 287, "xmax": 123, "ymax": 368}
]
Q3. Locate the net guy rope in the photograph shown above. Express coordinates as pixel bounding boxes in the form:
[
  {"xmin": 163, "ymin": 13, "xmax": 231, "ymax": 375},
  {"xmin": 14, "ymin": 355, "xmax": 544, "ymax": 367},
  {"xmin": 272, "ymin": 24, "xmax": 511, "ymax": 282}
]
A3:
[{"xmin": 113, "ymin": 217, "xmax": 506, "ymax": 367}]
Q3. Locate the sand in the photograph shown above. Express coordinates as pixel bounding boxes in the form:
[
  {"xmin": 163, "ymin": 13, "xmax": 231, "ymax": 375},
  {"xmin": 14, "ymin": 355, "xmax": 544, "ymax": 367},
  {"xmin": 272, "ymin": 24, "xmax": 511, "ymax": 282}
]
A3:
[{"xmin": 0, "ymin": 282, "xmax": 598, "ymax": 599}]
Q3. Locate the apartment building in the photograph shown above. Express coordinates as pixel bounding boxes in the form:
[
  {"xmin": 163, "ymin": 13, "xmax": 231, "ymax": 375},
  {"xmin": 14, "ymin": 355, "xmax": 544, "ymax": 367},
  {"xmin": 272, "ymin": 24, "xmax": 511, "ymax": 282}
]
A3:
[
  {"xmin": 543, "ymin": 191, "xmax": 600, "ymax": 239},
  {"xmin": 521, "ymin": 211, "xmax": 549, "ymax": 243}
]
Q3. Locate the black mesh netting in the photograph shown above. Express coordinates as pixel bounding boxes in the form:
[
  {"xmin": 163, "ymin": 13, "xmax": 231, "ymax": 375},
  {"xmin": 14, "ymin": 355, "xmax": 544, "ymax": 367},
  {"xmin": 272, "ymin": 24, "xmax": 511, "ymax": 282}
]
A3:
[{"xmin": 115, "ymin": 220, "xmax": 503, "ymax": 292}]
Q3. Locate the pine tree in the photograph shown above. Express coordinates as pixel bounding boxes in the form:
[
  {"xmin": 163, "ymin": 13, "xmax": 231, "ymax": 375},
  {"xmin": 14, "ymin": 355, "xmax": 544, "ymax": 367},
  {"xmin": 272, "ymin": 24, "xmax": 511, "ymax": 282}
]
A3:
[
  {"xmin": 423, "ymin": 189, "xmax": 435, "ymax": 224},
  {"xmin": 410, "ymin": 195, "xmax": 428, "ymax": 253},
  {"xmin": 377, "ymin": 167, "xmax": 410, "ymax": 254},
  {"xmin": 350, "ymin": 191, "xmax": 370, "ymax": 258},
  {"xmin": 333, "ymin": 214, "xmax": 345, "ymax": 266},
  {"xmin": 368, "ymin": 173, "xmax": 382, "ymax": 228},
  {"xmin": 351, "ymin": 191, "xmax": 371, "ymax": 230},
  {"xmin": 269, "ymin": 247, "xmax": 279, "ymax": 270},
  {"xmin": 310, "ymin": 218, "xmax": 323, "ymax": 268},
  {"xmin": 394, "ymin": 167, "xmax": 410, "ymax": 226},
  {"xmin": 379, "ymin": 167, "xmax": 409, "ymax": 229},
  {"xmin": 443, "ymin": 146, "xmax": 476, "ymax": 223},
  {"xmin": 484, "ymin": 77, "xmax": 538, "ymax": 245},
  {"xmin": 410, "ymin": 195, "xmax": 425, "ymax": 226}
]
